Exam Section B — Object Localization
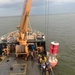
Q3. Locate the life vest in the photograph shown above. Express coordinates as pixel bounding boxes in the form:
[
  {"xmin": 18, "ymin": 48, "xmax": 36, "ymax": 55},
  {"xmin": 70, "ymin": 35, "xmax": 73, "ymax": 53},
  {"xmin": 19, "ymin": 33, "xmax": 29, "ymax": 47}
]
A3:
[{"xmin": 40, "ymin": 57, "xmax": 47, "ymax": 63}]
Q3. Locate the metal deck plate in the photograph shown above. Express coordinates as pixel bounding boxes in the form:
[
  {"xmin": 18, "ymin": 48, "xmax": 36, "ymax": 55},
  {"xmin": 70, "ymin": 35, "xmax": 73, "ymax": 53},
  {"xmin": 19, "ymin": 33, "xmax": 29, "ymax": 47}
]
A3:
[{"xmin": 10, "ymin": 63, "xmax": 27, "ymax": 75}]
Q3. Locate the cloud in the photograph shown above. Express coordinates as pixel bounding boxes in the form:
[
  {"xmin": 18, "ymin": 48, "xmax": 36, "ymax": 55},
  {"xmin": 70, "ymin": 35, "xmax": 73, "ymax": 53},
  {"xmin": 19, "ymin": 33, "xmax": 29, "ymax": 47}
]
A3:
[
  {"xmin": 49, "ymin": 0, "xmax": 75, "ymax": 2},
  {"xmin": 0, "ymin": 0, "xmax": 75, "ymax": 16},
  {"xmin": 0, "ymin": 0, "xmax": 24, "ymax": 16},
  {"xmin": 0, "ymin": 0, "xmax": 24, "ymax": 4},
  {"xmin": 0, "ymin": 0, "xmax": 11, "ymax": 4}
]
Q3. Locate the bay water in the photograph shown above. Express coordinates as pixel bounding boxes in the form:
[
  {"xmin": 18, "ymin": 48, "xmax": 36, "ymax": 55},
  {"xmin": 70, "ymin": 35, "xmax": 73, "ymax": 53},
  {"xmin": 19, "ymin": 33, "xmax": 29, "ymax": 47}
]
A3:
[{"xmin": 0, "ymin": 14, "xmax": 75, "ymax": 75}]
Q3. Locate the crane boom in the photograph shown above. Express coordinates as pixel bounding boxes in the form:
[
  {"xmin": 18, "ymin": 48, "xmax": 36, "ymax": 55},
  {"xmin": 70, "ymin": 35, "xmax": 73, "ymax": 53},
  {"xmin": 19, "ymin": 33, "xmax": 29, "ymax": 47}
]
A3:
[
  {"xmin": 16, "ymin": 0, "xmax": 32, "ymax": 58},
  {"xmin": 17, "ymin": 0, "xmax": 32, "ymax": 46},
  {"xmin": 17, "ymin": 0, "xmax": 32, "ymax": 42},
  {"xmin": 20, "ymin": 0, "xmax": 32, "ymax": 32}
]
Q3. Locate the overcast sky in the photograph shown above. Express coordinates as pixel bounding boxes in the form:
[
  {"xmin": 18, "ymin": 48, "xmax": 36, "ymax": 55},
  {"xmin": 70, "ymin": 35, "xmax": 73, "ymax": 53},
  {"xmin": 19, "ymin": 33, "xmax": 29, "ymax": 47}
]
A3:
[{"xmin": 0, "ymin": 0, "xmax": 75, "ymax": 16}]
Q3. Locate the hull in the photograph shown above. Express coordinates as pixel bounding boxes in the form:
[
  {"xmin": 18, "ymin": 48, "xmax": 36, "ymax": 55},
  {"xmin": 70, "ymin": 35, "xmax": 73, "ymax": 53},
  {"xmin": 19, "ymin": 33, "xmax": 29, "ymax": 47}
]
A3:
[
  {"xmin": 0, "ymin": 29, "xmax": 58, "ymax": 75},
  {"xmin": 0, "ymin": 29, "xmax": 46, "ymax": 55},
  {"xmin": 0, "ymin": 30, "xmax": 47, "ymax": 75}
]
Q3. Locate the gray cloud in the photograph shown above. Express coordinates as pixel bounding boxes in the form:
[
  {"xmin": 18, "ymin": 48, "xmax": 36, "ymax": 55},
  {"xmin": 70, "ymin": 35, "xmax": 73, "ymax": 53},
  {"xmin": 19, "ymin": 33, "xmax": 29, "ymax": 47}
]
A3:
[
  {"xmin": 0, "ymin": 0, "xmax": 45, "ymax": 16},
  {"xmin": 0, "ymin": 0, "xmax": 75, "ymax": 16}
]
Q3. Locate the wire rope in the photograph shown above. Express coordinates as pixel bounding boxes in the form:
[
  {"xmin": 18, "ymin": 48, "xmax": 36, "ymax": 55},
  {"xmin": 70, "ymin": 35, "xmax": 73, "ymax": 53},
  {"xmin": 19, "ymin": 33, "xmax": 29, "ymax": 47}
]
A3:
[{"xmin": 45, "ymin": 0, "xmax": 50, "ymax": 50}]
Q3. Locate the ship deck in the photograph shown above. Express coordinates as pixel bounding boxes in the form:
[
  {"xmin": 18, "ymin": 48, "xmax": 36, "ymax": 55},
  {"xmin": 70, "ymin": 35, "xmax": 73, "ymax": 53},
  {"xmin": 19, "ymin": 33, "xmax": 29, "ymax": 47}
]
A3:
[
  {"xmin": 0, "ymin": 54, "xmax": 42, "ymax": 75},
  {"xmin": 0, "ymin": 36, "xmax": 47, "ymax": 75}
]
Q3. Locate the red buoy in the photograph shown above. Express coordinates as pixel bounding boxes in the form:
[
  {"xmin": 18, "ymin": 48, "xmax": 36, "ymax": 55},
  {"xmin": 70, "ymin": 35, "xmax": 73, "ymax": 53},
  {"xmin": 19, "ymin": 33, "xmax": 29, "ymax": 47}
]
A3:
[{"xmin": 49, "ymin": 42, "xmax": 59, "ymax": 55}]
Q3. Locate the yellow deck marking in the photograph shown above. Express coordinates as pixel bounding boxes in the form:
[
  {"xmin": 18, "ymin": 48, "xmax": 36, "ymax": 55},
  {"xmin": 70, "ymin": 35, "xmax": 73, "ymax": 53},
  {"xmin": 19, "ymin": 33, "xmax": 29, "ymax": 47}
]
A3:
[
  {"xmin": 0, "ymin": 56, "xmax": 6, "ymax": 64},
  {"xmin": 13, "ymin": 63, "xmax": 27, "ymax": 66},
  {"xmin": 10, "ymin": 63, "xmax": 27, "ymax": 75},
  {"xmin": 23, "ymin": 63, "xmax": 27, "ymax": 75}
]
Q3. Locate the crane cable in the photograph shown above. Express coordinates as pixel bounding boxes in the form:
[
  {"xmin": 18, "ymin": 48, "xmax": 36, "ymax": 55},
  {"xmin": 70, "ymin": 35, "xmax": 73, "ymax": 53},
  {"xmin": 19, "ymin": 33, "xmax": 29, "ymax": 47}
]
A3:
[
  {"xmin": 28, "ymin": 18, "xmax": 32, "ymax": 32},
  {"xmin": 45, "ymin": 0, "xmax": 47, "ymax": 49},
  {"xmin": 45, "ymin": 1, "xmax": 55, "ymax": 75},
  {"xmin": 45, "ymin": 0, "xmax": 49, "ymax": 50}
]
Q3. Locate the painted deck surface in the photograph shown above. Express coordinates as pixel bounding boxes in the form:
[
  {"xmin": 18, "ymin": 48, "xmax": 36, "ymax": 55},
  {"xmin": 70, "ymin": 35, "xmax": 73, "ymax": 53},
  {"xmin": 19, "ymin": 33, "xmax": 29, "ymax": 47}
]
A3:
[{"xmin": 0, "ymin": 55, "xmax": 42, "ymax": 75}]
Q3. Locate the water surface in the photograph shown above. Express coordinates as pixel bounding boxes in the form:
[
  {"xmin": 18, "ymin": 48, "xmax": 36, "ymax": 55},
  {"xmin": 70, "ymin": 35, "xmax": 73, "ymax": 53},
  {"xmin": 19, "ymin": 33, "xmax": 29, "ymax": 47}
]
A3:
[{"xmin": 0, "ymin": 14, "xmax": 75, "ymax": 75}]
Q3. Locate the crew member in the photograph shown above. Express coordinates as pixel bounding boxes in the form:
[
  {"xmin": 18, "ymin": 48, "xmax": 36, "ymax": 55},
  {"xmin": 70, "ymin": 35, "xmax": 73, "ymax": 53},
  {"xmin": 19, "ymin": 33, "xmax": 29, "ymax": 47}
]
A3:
[
  {"xmin": 31, "ymin": 45, "xmax": 35, "ymax": 60},
  {"xmin": 45, "ymin": 57, "xmax": 52, "ymax": 74},
  {"xmin": 40, "ymin": 55, "xmax": 47, "ymax": 64}
]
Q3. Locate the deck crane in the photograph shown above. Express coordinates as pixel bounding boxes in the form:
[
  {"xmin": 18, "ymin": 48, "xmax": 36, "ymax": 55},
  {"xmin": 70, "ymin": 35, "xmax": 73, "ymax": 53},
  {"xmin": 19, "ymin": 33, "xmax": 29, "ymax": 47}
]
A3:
[{"xmin": 16, "ymin": 0, "xmax": 32, "ymax": 57}]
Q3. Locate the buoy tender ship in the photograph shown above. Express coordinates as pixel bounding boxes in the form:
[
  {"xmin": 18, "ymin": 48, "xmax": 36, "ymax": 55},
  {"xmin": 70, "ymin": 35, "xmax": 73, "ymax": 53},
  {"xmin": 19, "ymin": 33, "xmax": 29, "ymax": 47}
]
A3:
[{"xmin": 0, "ymin": 0, "xmax": 59, "ymax": 75}]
